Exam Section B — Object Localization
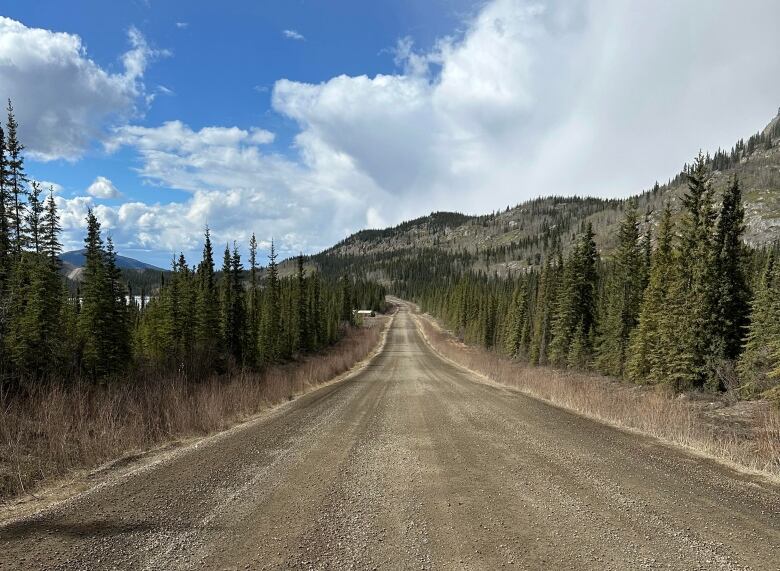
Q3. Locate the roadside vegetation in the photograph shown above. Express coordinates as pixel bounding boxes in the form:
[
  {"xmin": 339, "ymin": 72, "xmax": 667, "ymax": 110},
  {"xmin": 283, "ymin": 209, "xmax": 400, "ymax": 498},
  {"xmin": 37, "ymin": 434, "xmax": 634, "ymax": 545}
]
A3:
[
  {"xmin": 405, "ymin": 154, "xmax": 780, "ymax": 399},
  {"xmin": 0, "ymin": 322, "xmax": 384, "ymax": 499},
  {"xmin": 0, "ymin": 101, "xmax": 388, "ymax": 499},
  {"xmin": 416, "ymin": 313, "xmax": 780, "ymax": 478}
]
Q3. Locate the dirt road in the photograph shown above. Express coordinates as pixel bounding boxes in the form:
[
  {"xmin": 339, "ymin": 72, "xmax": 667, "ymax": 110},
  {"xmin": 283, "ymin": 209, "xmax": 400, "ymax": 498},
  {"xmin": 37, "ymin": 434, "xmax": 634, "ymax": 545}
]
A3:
[{"xmin": 1, "ymin": 304, "xmax": 778, "ymax": 570}]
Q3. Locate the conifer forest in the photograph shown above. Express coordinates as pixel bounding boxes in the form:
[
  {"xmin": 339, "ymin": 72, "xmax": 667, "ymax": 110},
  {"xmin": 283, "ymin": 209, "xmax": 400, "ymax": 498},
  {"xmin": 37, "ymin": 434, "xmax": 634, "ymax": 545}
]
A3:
[
  {"xmin": 0, "ymin": 101, "xmax": 387, "ymax": 387},
  {"xmin": 396, "ymin": 162, "xmax": 780, "ymax": 399}
]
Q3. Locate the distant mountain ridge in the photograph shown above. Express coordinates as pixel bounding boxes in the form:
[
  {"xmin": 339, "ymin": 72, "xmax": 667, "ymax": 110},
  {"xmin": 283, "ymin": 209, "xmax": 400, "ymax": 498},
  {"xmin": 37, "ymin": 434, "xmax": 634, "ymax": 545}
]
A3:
[{"xmin": 60, "ymin": 249, "xmax": 163, "ymax": 273}]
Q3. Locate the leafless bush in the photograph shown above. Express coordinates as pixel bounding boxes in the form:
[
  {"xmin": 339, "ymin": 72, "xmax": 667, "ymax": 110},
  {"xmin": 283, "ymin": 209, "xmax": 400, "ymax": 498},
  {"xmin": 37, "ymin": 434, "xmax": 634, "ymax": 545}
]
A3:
[
  {"xmin": 0, "ymin": 325, "xmax": 382, "ymax": 500},
  {"xmin": 417, "ymin": 315, "xmax": 780, "ymax": 478}
]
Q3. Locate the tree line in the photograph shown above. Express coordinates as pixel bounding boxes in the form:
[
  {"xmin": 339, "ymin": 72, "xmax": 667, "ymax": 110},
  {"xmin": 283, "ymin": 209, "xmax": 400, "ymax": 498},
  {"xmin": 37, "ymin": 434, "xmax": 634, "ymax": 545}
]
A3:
[
  {"xmin": 0, "ymin": 101, "xmax": 386, "ymax": 386},
  {"xmin": 407, "ymin": 154, "xmax": 780, "ymax": 397}
]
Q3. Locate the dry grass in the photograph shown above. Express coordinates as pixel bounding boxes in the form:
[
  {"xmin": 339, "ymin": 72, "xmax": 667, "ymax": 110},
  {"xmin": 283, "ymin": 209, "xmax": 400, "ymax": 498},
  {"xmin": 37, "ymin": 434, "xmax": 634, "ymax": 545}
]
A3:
[
  {"xmin": 0, "ymin": 323, "xmax": 384, "ymax": 501},
  {"xmin": 416, "ymin": 313, "xmax": 780, "ymax": 479}
]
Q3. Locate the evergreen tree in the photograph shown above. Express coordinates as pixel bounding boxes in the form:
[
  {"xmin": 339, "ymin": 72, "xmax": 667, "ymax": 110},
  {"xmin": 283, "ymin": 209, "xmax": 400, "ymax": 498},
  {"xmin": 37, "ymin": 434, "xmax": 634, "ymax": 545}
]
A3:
[
  {"xmin": 549, "ymin": 224, "xmax": 598, "ymax": 368},
  {"xmin": 639, "ymin": 220, "xmax": 652, "ymax": 293},
  {"xmin": 529, "ymin": 251, "xmax": 560, "ymax": 365},
  {"xmin": 627, "ymin": 204, "xmax": 674, "ymax": 383},
  {"xmin": 310, "ymin": 270, "xmax": 324, "ymax": 349},
  {"xmin": 340, "ymin": 275, "xmax": 353, "ymax": 325},
  {"xmin": 104, "ymin": 237, "xmax": 131, "ymax": 373},
  {"xmin": 482, "ymin": 292, "xmax": 497, "ymax": 349},
  {"xmin": 77, "ymin": 210, "xmax": 110, "ymax": 379},
  {"xmin": 195, "ymin": 227, "xmax": 221, "ymax": 369},
  {"xmin": 6, "ymin": 100, "xmax": 26, "ymax": 254},
  {"xmin": 659, "ymin": 154, "xmax": 717, "ymax": 390},
  {"xmin": 504, "ymin": 281, "xmax": 528, "ymax": 358},
  {"xmin": 220, "ymin": 244, "xmax": 235, "ymax": 363},
  {"xmin": 596, "ymin": 203, "xmax": 643, "ymax": 377},
  {"xmin": 738, "ymin": 254, "xmax": 780, "ymax": 395},
  {"xmin": 247, "ymin": 233, "xmax": 260, "ymax": 364},
  {"xmin": 295, "ymin": 254, "xmax": 309, "ymax": 352},
  {"xmin": 42, "ymin": 188, "xmax": 62, "ymax": 269},
  {"xmin": 261, "ymin": 240, "xmax": 281, "ymax": 363},
  {"xmin": 0, "ymin": 124, "xmax": 10, "ymax": 287},
  {"xmin": 711, "ymin": 175, "xmax": 749, "ymax": 363},
  {"xmin": 3, "ymin": 238, "xmax": 70, "ymax": 379},
  {"xmin": 25, "ymin": 181, "xmax": 44, "ymax": 254},
  {"xmin": 229, "ymin": 242, "xmax": 246, "ymax": 364}
]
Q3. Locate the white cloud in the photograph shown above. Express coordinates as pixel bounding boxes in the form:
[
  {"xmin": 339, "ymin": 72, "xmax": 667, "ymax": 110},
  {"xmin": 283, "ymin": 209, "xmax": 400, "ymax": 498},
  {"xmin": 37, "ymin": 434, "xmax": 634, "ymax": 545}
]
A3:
[
  {"xmin": 84, "ymin": 0, "xmax": 780, "ymax": 263},
  {"xmin": 175, "ymin": 22, "xmax": 189, "ymax": 29},
  {"xmin": 96, "ymin": 119, "xmax": 369, "ymax": 258},
  {"xmin": 282, "ymin": 29, "xmax": 305, "ymax": 41},
  {"xmin": 271, "ymin": 0, "xmax": 780, "ymax": 215},
  {"xmin": 0, "ymin": 17, "xmax": 160, "ymax": 161},
  {"xmin": 86, "ymin": 176, "xmax": 121, "ymax": 199}
]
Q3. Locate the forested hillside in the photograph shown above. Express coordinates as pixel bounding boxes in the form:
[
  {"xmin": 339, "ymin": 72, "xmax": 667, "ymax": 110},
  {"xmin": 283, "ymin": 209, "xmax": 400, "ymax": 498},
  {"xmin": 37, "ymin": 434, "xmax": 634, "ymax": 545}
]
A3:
[{"xmin": 315, "ymin": 112, "xmax": 780, "ymax": 399}]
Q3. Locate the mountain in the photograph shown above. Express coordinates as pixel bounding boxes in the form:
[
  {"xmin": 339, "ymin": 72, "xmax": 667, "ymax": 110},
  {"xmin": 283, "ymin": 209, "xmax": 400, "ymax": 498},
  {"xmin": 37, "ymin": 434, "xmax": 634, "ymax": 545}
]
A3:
[
  {"xmin": 60, "ymin": 249, "xmax": 163, "ymax": 281},
  {"xmin": 314, "ymin": 110, "xmax": 780, "ymax": 281}
]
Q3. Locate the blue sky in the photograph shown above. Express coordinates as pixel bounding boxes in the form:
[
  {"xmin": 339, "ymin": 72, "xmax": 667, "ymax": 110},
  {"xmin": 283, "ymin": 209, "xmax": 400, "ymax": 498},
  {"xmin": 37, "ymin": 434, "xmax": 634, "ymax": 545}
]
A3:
[{"xmin": 1, "ymin": 0, "xmax": 780, "ymax": 266}]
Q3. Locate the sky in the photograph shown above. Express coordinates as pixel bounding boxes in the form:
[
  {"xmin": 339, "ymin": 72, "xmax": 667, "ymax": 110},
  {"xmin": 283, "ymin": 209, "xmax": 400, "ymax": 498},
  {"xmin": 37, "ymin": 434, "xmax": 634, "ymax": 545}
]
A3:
[{"xmin": 1, "ymin": 0, "xmax": 779, "ymax": 266}]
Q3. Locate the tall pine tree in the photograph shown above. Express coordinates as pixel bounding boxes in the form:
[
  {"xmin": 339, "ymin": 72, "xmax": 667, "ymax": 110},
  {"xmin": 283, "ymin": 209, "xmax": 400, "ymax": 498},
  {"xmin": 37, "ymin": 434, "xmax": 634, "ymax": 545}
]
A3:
[
  {"xmin": 627, "ymin": 204, "xmax": 674, "ymax": 383},
  {"xmin": 596, "ymin": 203, "xmax": 643, "ymax": 377},
  {"xmin": 6, "ymin": 100, "xmax": 26, "ymax": 254}
]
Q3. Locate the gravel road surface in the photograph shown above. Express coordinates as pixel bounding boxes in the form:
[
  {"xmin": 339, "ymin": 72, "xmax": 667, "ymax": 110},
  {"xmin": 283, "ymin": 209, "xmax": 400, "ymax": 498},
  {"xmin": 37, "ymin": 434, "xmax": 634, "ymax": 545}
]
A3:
[{"xmin": 1, "ymin": 304, "xmax": 778, "ymax": 570}]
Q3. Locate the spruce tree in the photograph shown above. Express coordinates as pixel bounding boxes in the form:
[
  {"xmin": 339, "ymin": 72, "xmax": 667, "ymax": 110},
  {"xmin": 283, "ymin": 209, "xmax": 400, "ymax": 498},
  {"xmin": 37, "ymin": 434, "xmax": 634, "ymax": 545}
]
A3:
[
  {"xmin": 310, "ymin": 270, "xmax": 323, "ymax": 349},
  {"xmin": 596, "ymin": 203, "xmax": 643, "ymax": 377},
  {"xmin": 504, "ymin": 281, "xmax": 528, "ymax": 358},
  {"xmin": 296, "ymin": 254, "xmax": 309, "ymax": 353},
  {"xmin": 78, "ymin": 209, "xmax": 109, "ymax": 379},
  {"xmin": 549, "ymin": 224, "xmax": 598, "ymax": 368},
  {"xmin": 529, "ymin": 251, "xmax": 560, "ymax": 365},
  {"xmin": 261, "ymin": 240, "xmax": 281, "ymax": 363},
  {"xmin": 627, "ymin": 204, "xmax": 674, "ymax": 383},
  {"xmin": 180, "ymin": 252, "xmax": 197, "ymax": 358},
  {"xmin": 738, "ymin": 254, "xmax": 780, "ymax": 395},
  {"xmin": 25, "ymin": 181, "xmax": 44, "ymax": 254},
  {"xmin": 482, "ymin": 292, "xmax": 497, "ymax": 349},
  {"xmin": 340, "ymin": 275, "xmax": 353, "ymax": 325},
  {"xmin": 228, "ymin": 242, "xmax": 246, "ymax": 364},
  {"xmin": 6, "ymin": 100, "xmax": 26, "ymax": 254},
  {"xmin": 220, "ymin": 244, "xmax": 234, "ymax": 363},
  {"xmin": 104, "ymin": 237, "xmax": 131, "ymax": 373},
  {"xmin": 3, "ymin": 249, "xmax": 71, "ymax": 379},
  {"xmin": 42, "ymin": 188, "xmax": 62, "ymax": 269},
  {"xmin": 0, "ymin": 124, "xmax": 10, "ymax": 286},
  {"xmin": 195, "ymin": 227, "xmax": 221, "ymax": 369},
  {"xmin": 659, "ymin": 154, "xmax": 717, "ymax": 390},
  {"xmin": 711, "ymin": 175, "xmax": 749, "ymax": 363},
  {"xmin": 639, "ymin": 220, "xmax": 652, "ymax": 293},
  {"xmin": 247, "ymin": 233, "xmax": 259, "ymax": 364},
  {"xmin": 162, "ymin": 254, "xmax": 184, "ymax": 362}
]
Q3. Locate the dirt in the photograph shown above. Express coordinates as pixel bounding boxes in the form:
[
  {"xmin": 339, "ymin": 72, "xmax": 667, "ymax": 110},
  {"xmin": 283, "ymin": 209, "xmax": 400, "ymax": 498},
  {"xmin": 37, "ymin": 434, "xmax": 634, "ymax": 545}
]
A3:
[{"xmin": 0, "ymin": 304, "xmax": 778, "ymax": 570}]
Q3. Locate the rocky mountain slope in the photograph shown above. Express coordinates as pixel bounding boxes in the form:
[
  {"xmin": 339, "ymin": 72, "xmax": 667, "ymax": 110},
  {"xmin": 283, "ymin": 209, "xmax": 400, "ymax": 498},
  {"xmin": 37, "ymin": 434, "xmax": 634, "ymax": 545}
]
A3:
[{"xmin": 316, "ymin": 111, "xmax": 780, "ymax": 278}]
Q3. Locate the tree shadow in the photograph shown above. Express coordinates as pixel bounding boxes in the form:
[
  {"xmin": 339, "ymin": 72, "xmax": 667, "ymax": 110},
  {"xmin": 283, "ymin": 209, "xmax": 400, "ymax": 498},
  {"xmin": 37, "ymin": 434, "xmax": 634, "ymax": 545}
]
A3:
[{"xmin": 0, "ymin": 516, "xmax": 196, "ymax": 541}]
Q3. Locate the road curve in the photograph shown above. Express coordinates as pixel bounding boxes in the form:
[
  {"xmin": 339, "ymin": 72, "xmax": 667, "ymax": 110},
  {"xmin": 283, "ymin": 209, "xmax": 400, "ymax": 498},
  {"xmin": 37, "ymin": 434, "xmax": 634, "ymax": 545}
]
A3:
[{"xmin": 1, "ymin": 304, "xmax": 778, "ymax": 570}]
